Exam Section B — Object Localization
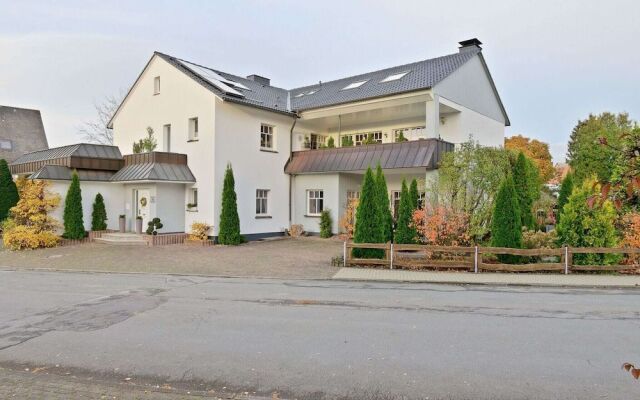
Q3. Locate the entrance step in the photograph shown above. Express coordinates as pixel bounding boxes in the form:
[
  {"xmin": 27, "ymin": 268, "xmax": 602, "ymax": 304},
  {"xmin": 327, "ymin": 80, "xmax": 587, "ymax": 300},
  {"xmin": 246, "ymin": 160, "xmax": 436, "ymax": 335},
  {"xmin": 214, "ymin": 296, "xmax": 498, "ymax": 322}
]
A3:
[{"xmin": 94, "ymin": 233, "xmax": 149, "ymax": 246}]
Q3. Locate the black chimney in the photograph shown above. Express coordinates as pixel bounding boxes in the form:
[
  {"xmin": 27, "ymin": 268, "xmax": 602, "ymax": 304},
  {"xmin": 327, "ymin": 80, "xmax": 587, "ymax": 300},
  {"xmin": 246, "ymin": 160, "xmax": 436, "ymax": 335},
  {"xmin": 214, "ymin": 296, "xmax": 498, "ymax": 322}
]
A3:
[
  {"xmin": 458, "ymin": 38, "xmax": 483, "ymax": 53},
  {"xmin": 246, "ymin": 74, "xmax": 270, "ymax": 86}
]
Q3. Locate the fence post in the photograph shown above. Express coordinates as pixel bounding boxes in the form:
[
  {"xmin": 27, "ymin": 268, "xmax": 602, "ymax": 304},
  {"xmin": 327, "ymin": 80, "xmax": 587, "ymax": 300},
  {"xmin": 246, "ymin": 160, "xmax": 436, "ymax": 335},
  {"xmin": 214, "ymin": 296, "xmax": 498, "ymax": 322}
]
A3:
[
  {"xmin": 343, "ymin": 241, "xmax": 347, "ymax": 267},
  {"xmin": 474, "ymin": 246, "xmax": 478, "ymax": 273},
  {"xmin": 390, "ymin": 242, "xmax": 394, "ymax": 270},
  {"xmin": 564, "ymin": 246, "xmax": 569, "ymax": 275}
]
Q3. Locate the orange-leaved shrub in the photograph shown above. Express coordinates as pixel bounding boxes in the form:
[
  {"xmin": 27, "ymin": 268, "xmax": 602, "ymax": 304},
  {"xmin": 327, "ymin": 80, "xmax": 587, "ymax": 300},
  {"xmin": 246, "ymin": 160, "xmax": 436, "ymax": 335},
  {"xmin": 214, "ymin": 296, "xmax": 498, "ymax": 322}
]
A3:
[
  {"xmin": 339, "ymin": 198, "xmax": 358, "ymax": 239},
  {"xmin": 189, "ymin": 222, "xmax": 211, "ymax": 241},
  {"xmin": 412, "ymin": 205, "xmax": 472, "ymax": 246}
]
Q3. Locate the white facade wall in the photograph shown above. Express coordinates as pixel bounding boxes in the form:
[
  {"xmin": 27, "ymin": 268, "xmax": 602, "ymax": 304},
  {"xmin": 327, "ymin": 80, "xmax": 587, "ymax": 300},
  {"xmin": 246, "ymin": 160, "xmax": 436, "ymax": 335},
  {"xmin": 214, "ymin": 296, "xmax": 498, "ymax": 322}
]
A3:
[
  {"xmin": 213, "ymin": 99, "xmax": 295, "ymax": 236},
  {"xmin": 155, "ymin": 183, "xmax": 187, "ymax": 233},
  {"xmin": 438, "ymin": 100, "xmax": 505, "ymax": 147},
  {"xmin": 291, "ymin": 174, "xmax": 340, "ymax": 234},
  {"xmin": 49, "ymin": 181, "xmax": 125, "ymax": 233}
]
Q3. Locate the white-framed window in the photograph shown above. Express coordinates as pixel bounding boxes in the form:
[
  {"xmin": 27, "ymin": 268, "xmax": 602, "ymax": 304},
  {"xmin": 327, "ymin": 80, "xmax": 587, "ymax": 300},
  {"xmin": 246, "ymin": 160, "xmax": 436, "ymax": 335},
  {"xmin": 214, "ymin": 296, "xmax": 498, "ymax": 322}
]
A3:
[
  {"xmin": 0, "ymin": 139, "xmax": 12, "ymax": 150},
  {"xmin": 354, "ymin": 131, "xmax": 383, "ymax": 146},
  {"xmin": 189, "ymin": 117, "xmax": 199, "ymax": 141},
  {"xmin": 260, "ymin": 124, "xmax": 274, "ymax": 149},
  {"xmin": 347, "ymin": 191, "xmax": 360, "ymax": 201},
  {"xmin": 391, "ymin": 191, "xmax": 401, "ymax": 218},
  {"xmin": 187, "ymin": 188, "xmax": 198, "ymax": 210},
  {"xmin": 393, "ymin": 126, "xmax": 426, "ymax": 141},
  {"xmin": 163, "ymin": 124, "xmax": 171, "ymax": 152},
  {"xmin": 256, "ymin": 189, "xmax": 269, "ymax": 215},
  {"xmin": 153, "ymin": 76, "xmax": 161, "ymax": 95},
  {"xmin": 418, "ymin": 191, "xmax": 426, "ymax": 209},
  {"xmin": 307, "ymin": 190, "xmax": 324, "ymax": 216},
  {"xmin": 308, "ymin": 133, "xmax": 326, "ymax": 150}
]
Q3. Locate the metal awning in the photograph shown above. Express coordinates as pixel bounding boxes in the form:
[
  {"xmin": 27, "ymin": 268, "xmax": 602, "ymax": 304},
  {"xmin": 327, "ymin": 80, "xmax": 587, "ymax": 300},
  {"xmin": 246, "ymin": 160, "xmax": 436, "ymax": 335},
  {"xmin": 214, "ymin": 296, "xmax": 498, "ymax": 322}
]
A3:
[
  {"xmin": 110, "ymin": 162, "xmax": 196, "ymax": 183},
  {"xmin": 29, "ymin": 165, "xmax": 115, "ymax": 181}
]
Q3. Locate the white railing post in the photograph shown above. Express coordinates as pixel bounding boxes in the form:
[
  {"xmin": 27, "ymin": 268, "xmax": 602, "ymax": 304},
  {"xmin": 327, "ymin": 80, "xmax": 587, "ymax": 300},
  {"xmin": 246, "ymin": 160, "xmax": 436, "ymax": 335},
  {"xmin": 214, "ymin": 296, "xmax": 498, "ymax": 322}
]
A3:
[
  {"xmin": 343, "ymin": 241, "xmax": 347, "ymax": 267},
  {"xmin": 390, "ymin": 243, "xmax": 394, "ymax": 270},
  {"xmin": 474, "ymin": 246, "xmax": 478, "ymax": 273},
  {"xmin": 564, "ymin": 246, "xmax": 569, "ymax": 275}
]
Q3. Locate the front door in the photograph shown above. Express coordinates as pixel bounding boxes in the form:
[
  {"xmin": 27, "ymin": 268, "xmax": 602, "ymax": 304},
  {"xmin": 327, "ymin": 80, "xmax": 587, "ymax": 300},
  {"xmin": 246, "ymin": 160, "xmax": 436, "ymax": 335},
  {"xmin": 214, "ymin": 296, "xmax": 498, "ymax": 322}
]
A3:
[{"xmin": 135, "ymin": 189, "xmax": 151, "ymax": 230}]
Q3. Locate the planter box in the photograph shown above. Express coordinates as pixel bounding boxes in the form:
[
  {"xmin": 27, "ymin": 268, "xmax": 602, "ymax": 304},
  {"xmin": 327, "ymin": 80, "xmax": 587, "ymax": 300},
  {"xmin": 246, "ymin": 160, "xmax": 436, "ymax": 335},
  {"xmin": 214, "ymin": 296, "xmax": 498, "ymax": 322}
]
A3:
[
  {"xmin": 184, "ymin": 238, "xmax": 215, "ymax": 247},
  {"xmin": 119, "ymin": 217, "xmax": 126, "ymax": 233},
  {"xmin": 135, "ymin": 219, "xmax": 143, "ymax": 234}
]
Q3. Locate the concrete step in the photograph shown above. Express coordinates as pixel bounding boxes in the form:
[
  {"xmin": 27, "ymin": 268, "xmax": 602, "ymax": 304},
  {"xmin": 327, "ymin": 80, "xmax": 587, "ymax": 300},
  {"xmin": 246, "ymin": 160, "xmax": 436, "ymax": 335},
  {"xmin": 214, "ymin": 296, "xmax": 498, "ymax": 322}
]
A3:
[{"xmin": 94, "ymin": 233, "xmax": 149, "ymax": 245}]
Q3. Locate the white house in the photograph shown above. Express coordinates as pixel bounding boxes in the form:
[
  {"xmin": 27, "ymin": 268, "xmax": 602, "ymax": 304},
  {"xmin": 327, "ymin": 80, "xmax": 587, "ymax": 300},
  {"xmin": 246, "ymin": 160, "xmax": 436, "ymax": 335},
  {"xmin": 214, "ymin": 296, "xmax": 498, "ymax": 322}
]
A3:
[{"xmin": 10, "ymin": 38, "xmax": 509, "ymax": 239}]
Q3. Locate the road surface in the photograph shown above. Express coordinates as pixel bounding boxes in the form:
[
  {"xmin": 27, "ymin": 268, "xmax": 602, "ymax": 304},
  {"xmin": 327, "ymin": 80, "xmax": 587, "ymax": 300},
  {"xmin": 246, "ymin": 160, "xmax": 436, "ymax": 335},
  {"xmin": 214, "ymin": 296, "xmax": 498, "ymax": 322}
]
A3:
[{"xmin": 0, "ymin": 269, "xmax": 638, "ymax": 399}]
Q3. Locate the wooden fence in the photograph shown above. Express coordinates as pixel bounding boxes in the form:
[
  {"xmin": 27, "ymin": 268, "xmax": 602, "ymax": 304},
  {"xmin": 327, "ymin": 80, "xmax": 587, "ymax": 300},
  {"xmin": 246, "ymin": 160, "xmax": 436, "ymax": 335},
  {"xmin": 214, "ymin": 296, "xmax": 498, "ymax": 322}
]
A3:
[{"xmin": 344, "ymin": 242, "xmax": 640, "ymax": 273}]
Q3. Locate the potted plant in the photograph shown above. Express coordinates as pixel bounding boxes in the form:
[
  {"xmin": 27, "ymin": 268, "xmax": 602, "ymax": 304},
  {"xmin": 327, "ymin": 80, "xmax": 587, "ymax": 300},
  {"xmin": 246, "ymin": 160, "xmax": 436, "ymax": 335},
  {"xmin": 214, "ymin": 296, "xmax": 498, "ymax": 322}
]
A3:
[
  {"xmin": 119, "ymin": 215, "xmax": 126, "ymax": 233},
  {"xmin": 135, "ymin": 216, "xmax": 143, "ymax": 234},
  {"xmin": 187, "ymin": 203, "xmax": 197, "ymax": 210}
]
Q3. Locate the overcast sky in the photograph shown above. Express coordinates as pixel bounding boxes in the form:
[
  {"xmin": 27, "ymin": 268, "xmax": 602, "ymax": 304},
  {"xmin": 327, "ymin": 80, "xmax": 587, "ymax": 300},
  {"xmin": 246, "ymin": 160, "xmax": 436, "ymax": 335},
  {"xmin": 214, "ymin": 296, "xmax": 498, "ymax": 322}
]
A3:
[{"xmin": 1, "ymin": 0, "xmax": 639, "ymax": 162}]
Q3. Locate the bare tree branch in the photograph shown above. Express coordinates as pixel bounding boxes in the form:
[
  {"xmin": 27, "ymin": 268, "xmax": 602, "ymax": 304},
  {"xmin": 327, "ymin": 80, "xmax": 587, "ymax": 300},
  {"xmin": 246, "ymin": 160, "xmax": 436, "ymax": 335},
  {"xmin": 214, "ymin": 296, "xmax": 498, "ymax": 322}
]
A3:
[{"xmin": 77, "ymin": 94, "xmax": 123, "ymax": 145}]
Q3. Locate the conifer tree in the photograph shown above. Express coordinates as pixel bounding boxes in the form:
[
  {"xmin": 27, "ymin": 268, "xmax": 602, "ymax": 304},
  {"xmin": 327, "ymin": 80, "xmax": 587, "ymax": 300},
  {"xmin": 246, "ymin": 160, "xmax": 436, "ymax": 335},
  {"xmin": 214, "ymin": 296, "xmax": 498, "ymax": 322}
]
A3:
[
  {"xmin": 91, "ymin": 193, "xmax": 108, "ymax": 231},
  {"xmin": 63, "ymin": 171, "xmax": 85, "ymax": 239},
  {"xmin": 409, "ymin": 178, "xmax": 419, "ymax": 210},
  {"xmin": 513, "ymin": 152, "xmax": 534, "ymax": 228},
  {"xmin": 326, "ymin": 137, "xmax": 335, "ymax": 148},
  {"xmin": 556, "ymin": 172, "xmax": 573, "ymax": 223},
  {"xmin": 375, "ymin": 164, "xmax": 393, "ymax": 242},
  {"xmin": 353, "ymin": 167, "xmax": 385, "ymax": 258},
  {"xmin": 491, "ymin": 175, "xmax": 522, "ymax": 262},
  {"xmin": 394, "ymin": 180, "xmax": 417, "ymax": 244},
  {"xmin": 218, "ymin": 164, "xmax": 242, "ymax": 245},
  {"xmin": 0, "ymin": 159, "xmax": 19, "ymax": 222},
  {"xmin": 319, "ymin": 209, "xmax": 333, "ymax": 238}
]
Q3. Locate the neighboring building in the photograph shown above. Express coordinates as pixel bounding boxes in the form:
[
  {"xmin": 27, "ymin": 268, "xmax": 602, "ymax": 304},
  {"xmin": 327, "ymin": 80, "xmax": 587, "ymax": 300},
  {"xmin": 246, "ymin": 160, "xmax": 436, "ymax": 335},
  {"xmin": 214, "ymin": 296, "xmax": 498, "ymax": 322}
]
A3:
[
  {"xmin": 11, "ymin": 38, "xmax": 509, "ymax": 239},
  {"xmin": 546, "ymin": 163, "xmax": 571, "ymax": 194},
  {"xmin": 0, "ymin": 106, "xmax": 49, "ymax": 163}
]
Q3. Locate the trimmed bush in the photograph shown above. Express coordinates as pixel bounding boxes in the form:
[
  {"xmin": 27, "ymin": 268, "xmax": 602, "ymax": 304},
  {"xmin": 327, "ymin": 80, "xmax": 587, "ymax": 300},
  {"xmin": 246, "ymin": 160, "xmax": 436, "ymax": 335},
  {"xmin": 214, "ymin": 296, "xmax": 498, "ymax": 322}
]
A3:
[
  {"xmin": 394, "ymin": 179, "xmax": 417, "ymax": 244},
  {"xmin": 556, "ymin": 172, "xmax": 573, "ymax": 223},
  {"xmin": 63, "ymin": 172, "xmax": 85, "ymax": 239},
  {"xmin": 218, "ymin": 164, "xmax": 243, "ymax": 245},
  {"xmin": 409, "ymin": 178, "xmax": 419, "ymax": 210},
  {"xmin": 353, "ymin": 167, "xmax": 385, "ymax": 258},
  {"xmin": 375, "ymin": 164, "xmax": 393, "ymax": 242},
  {"xmin": 491, "ymin": 175, "xmax": 522, "ymax": 263},
  {"xmin": 91, "ymin": 193, "xmax": 108, "ymax": 231},
  {"xmin": 319, "ymin": 209, "xmax": 333, "ymax": 238},
  {"xmin": 146, "ymin": 217, "xmax": 164, "ymax": 235},
  {"xmin": 0, "ymin": 159, "xmax": 19, "ymax": 222}
]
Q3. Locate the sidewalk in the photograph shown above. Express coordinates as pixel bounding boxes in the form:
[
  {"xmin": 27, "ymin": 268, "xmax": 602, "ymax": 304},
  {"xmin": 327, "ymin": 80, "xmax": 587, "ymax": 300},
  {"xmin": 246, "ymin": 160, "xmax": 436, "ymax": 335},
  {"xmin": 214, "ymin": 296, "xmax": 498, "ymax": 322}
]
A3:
[{"xmin": 332, "ymin": 267, "xmax": 640, "ymax": 288}]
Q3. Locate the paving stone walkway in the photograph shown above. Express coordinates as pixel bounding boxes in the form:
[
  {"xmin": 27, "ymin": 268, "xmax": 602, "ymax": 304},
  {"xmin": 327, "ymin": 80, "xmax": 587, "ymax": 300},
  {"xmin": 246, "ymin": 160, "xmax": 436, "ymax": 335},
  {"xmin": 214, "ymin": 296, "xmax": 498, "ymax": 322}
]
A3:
[{"xmin": 332, "ymin": 267, "xmax": 640, "ymax": 287}]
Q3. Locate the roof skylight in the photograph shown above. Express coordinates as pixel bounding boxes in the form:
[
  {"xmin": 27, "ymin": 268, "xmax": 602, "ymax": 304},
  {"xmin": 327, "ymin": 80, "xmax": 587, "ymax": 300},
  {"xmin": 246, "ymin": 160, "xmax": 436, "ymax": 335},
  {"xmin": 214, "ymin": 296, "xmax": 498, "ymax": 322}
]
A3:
[
  {"xmin": 341, "ymin": 80, "xmax": 368, "ymax": 90},
  {"xmin": 306, "ymin": 90, "xmax": 317, "ymax": 95},
  {"xmin": 380, "ymin": 71, "xmax": 410, "ymax": 83},
  {"xmin": 295, "ymin": 93, "xmax": 305, "ymax": 98}
]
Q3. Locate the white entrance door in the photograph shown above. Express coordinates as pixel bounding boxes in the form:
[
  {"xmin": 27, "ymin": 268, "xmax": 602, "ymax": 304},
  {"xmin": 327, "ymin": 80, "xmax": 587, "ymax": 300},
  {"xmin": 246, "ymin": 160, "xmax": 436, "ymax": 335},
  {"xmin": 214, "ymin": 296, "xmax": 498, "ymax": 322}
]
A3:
[{"xmin": 135, "ymin": 189, "xmax": 151, "ymax": 230}]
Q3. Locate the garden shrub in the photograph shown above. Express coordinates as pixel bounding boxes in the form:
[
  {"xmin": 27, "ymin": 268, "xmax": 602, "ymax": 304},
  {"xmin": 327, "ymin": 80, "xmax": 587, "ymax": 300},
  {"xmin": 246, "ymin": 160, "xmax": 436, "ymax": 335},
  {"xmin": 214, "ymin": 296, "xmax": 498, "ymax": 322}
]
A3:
[
  {"xmin": 394, "ymin": 180, "xmax": 417, "ymax": 244},
  {"xmin": 622, "ymin": 212, "xmax": 640, "ymax": 263},
  {"xmin": 513, "ymin": 152, "xmax": 535, "ymax": 228},
  {"xmin": 91, "ymin": 193, "xmax": 108, "ymax": 231},
  {"xmin": 319, "ymin": 209, "xmax": 333, "ymax": 238},
  {"xmin": 413, "ymin": 205, "xmax": 471, "ymax": 246},
  {"xmin": 353, "ymin": 167, "xmax": 385, "ymax": 258},
  {"xmin": 0, "ymin": 159, "xmax": 19, "ymax": 222},
  {"xmin": 218, "ymin": 164, "xmax": 243, "ymax": 245},
  {"xmin": 326, "ymin": 137, "xmax": 335, "ymax": 148},
  {"xmin": 146, "ymin": 217, "xmax": 163, "ymax": 235},
  {"xmin": 491, "ymin": 175, "xmax": 523, "ymax": 263},
  {"xmin": 522, "ymin": 228, "xmax": 557, "ymax": 249},
  {"xmin": 339, "ymin": 198, "xmax": 358, "ymax": 239},
  {"xmin": 63, "ymin": 172, "xmax": 85, "ymax": 239},
  {"xmin": 189, "ymin": 221, "xmax": 211, "ymax": 241},
  {"xmin": 556, "ymin": 172, "xmax": 573, "ymax": 223},
  {"xmin": 555, "ymin": 178, "xmax": 620, "ymax": 265}
]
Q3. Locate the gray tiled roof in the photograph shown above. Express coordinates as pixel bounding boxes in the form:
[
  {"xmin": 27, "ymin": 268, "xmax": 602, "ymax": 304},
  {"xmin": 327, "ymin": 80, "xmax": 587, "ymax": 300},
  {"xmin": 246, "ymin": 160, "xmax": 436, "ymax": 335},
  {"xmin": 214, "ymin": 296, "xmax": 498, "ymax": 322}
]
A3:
[
  {"xmin": 110, "ymin": 162, "xmax": 195, "ymax": 182},
  {"xmin": 284, "ymin": 139, "xmax": 453, "ymax": 174},
  {"xmin": 30, "ymin": 165, "xmax": 115, "ymax": 181},
  {"xmin": 155, "ymin": 47, "xmax": 480, "ymax": 114},
  {"xmin": 10, "ymin": 143, "xmax": 122, "ymax": 165}
]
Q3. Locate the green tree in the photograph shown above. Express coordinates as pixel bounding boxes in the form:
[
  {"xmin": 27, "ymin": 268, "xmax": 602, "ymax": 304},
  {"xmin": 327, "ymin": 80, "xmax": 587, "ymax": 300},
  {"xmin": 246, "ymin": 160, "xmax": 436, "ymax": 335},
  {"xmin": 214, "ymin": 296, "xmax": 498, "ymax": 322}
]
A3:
[
  {"xmin": 63, "ymin": 172, "xmax": 85, "ymax": 239},
  {"xmin": 491, "ymin": 175, "xmax": 522, "ymax": 263},
  {"xmin": 512, "ymin": 152, "xmax": 534, "ymax": 228},
  {"xmin": 0, "ymin": 159, "xmax": 19, "ymax": 222},
  {"xmin": 132, "ymin": 127, "xmax": 158, "ymax": 154},
  {"xmin": 394, "ymin": 180, "xmax": 417, "ymax": 244},
  {"xmin": 556, "ymin": 179, "xmax": 620, "ymax": 265},
  {"xmin": 353, "ymin": 167, "xmax": 385, "ymax": 258},
  {"xmin": 218, "ymin": 164, "xmax": 242, "ymax": 245},
  {"xmin": 326, "ymin": 137, "xmax": 335, "ymax": 148},
  {"xmin": 91, "ymin": 193, "xmax": 107, "ymax": 231},
  {"xmin": 556, "ymin": 172, "xmax": 574, "ymax": 223},
  {"xmin": 567, "ymin": 112, "xmax": 631, "ymax": 184},
  {"xmin": 319, "ymin": 209, "xmax": 333, "ymax": 238},
  {"xmin": 375, "ymin": 164, "xmax": 393, "ymax": 242},
  {"xmin": 409, "ymin": 178, "xmax": 419, "ymax": 210}
]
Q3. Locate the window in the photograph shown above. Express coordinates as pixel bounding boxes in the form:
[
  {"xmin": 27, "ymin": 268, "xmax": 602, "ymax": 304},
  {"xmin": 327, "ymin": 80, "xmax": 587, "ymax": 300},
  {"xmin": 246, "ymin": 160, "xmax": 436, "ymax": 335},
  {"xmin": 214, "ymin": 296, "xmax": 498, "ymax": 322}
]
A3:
[
  {"xmin": 393, "ymin": 126, "xmax": 426, "ymax": 141},
  {"xmin": 354, "ymin": 131, "xmax": 383, "ymax": 146},
  {"xmin": 189, "ymin": 117, "xmax": 199, "ymax": 140},
  {"xmin": 256, "ymin": 189, "xmax": 269, "ymax": 215},
  {"xmin": 342, "ymin": 80, "xmax": 368, "ymax": 90},
  {"xmin": 308, "ymin": 133, "xmax": 326, "ymax": 150},
  {"xmin": 307, "ymin": 190, "xmax": 324, "ymax": 216},
  {"xmin": 380, "ymin": 71, "xmax": 410, "ymax": 83},
  {"xmin": 153, "ymin": 76, "xmax": 161, "ymax": 94},
  {"xmin": 187, "ymin": 188, "xmax": 198, "ymax": 210},
  {"xmin": 418, "ymin": 191, "xmax": 426, "ymax": 209},
  {"xmin": 0, "ymin": 139, "xmax": 12, "ymax": 150},
  {"xmin": 347, "ymin": 191, "xmax": 360, "ymax": 201},
  {"xmin": 163, "ymin": 124, "xmax": 171, "ymax": 152},
  {"xmin": 392, "ymin": 191, "xmax": 401, "ymax": 219},
  {"xmin": 260, "ymin": 124, "xmax": 273, "ymax": 149}
]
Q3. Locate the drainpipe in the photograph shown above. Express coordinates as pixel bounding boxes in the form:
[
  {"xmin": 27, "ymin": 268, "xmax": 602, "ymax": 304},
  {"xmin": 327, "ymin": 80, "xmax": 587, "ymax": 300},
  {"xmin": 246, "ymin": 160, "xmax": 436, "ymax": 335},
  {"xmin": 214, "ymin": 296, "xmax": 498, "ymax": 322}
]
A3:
[{"xmin": 288, "ymin": 114, "xmax": 299, "ymax": 227}]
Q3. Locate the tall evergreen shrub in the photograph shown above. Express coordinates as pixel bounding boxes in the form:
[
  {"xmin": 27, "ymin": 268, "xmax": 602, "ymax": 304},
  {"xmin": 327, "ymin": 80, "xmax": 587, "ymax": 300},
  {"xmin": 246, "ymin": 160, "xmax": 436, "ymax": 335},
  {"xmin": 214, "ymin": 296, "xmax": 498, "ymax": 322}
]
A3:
[
  {"xmin": 556, "ymin": 172, "xmax": 573, "ymax": 223},
  {"xmin": 409, "ymin": 178, "xmax": 419, "ymax": 210},
  {"xmin": 513, "ymin": 152, "xmax": 534, "ymax": 228},
  {"xmin": 491, "ymin": 175, "xmax": 522, "ymax": 263},
  {"xmin": 319, "ymin": 209, "xmax": 333, "ymax": 238},
  {"xmin": 218, "ymin": 164, "xmax": 242, "ymax": 245},
  {"xmin": 375, "ymin": 164, "xmax": 393, "ymax": 242},
  {"xmin": 91, "ymin": 193, "xmax": 108, "ymax": 231},
  {"xmin": 353, "ymin": 167, "xmax": 385, "ymax": 258},
  {"xmin": 63, "ymin": 171, "xmax": 85, "ymax": 239},
  {"xmin": 0, "ymin": 159, "xmax": 19, "ymax": 222},
  {"xmin": 395, "ymin": 179, "xmax": 417, "ymax": 244}
]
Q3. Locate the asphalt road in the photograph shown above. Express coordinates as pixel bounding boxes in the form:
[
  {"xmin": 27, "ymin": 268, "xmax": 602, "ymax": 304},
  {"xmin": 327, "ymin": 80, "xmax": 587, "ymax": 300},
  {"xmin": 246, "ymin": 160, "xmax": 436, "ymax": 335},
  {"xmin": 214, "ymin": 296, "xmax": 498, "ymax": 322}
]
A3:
[{"xmin": 0, "ymin": 269, "xmax": 638, "ymax": 400}]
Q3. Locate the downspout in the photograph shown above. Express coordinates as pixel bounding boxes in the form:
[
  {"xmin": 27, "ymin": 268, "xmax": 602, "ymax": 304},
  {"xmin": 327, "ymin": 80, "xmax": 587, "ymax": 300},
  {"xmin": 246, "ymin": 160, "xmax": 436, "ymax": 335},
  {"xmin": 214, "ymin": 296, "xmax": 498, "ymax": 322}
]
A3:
[{"xmin": 288, "ymin": 113, "xmax": 298, "ymax": 228}]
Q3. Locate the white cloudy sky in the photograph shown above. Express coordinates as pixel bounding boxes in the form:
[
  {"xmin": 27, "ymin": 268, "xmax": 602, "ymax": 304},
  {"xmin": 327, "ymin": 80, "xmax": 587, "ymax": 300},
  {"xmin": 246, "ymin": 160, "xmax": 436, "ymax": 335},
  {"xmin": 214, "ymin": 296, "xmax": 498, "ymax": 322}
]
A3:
[{"xmin": 1, "ymin": 0, "xmax": 639, "ymax": 162}]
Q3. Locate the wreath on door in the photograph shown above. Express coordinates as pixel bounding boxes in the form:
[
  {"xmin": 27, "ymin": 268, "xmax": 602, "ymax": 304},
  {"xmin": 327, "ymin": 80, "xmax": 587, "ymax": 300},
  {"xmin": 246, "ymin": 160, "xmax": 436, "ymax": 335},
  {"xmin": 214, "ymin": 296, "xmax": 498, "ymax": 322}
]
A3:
[{"xmin": 139, "ymin": 197, "xmax": 148, "ymax": 207}]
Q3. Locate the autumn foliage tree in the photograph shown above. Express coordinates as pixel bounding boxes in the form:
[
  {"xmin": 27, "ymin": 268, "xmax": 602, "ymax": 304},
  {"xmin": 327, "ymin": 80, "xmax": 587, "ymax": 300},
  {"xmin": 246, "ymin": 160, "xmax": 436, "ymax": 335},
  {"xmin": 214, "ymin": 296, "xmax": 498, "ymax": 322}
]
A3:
[
  {"xmin": 505, "ymin": 135, "xmax": 554, "ymax": 182},
  {"xmin": 412, "ymin": 205, "xmax": 471, "ymax": 246},
  {"xmin": 2, "ymin": 178, "xmax": 60, "ymax": 250}
]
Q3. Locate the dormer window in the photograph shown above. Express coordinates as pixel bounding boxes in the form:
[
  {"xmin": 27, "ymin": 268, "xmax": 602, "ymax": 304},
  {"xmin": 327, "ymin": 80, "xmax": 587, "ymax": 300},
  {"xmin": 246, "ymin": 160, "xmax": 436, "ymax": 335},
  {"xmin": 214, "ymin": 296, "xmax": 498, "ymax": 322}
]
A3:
[
  {"xmin": 153, "ymin": 76, "xmax": 161, "ymax": 95},
  {"xmin": 341, "ymin": 80, "xmax": 368, "ymax": 90}
]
